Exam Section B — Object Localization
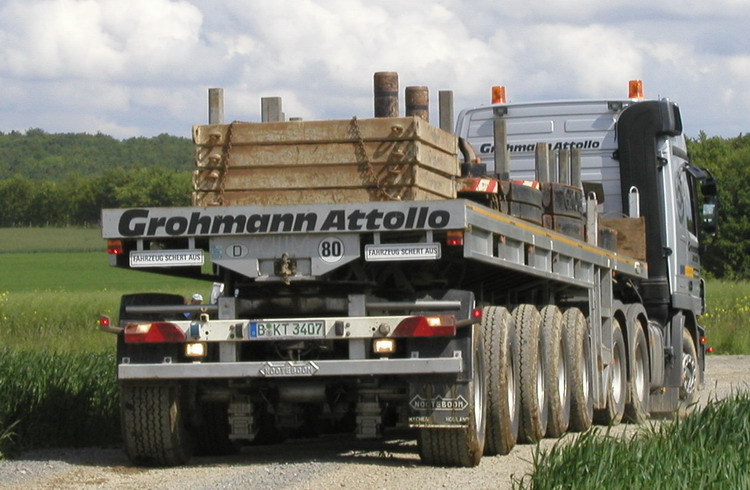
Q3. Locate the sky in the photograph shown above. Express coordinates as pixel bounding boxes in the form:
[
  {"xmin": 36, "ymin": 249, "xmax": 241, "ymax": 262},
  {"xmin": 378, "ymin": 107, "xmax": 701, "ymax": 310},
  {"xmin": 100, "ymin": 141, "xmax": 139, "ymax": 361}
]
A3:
[{"xmin": 0, "ymin": 0, "xmax": 748, "ymax": 140}]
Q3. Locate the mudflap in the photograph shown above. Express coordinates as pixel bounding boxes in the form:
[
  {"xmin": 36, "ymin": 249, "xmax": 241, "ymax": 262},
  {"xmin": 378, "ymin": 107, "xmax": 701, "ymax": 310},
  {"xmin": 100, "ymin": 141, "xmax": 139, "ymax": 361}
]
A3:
[{"xmin": 408, "ymin": 380, "xmax": 472, "ymax": 428}]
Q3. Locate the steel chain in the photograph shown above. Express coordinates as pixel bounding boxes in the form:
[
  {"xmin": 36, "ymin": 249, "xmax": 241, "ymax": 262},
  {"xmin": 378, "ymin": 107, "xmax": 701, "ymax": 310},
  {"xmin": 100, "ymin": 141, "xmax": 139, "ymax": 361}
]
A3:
[
  {"xmin": 349, "ymin": 116, "xmax": 401, "ymax": 201},
  {"xmin": 217, "ymin": 122, "xmax": 235, "ymax": 205}
]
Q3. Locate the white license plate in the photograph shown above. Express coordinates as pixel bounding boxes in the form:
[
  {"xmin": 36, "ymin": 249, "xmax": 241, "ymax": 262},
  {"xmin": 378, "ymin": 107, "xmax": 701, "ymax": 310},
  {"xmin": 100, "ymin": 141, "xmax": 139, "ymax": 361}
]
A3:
[{"xmin": 248, "ymin": 321, "xmax": 325, "ymax": 339}]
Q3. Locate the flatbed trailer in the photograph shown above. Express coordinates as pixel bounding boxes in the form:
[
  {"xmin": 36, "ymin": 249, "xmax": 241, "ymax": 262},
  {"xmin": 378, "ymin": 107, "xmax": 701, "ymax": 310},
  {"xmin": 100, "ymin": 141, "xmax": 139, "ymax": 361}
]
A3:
[{"xmin": 100, "ymin": 75, "xmax": 717, "ymax": 467}]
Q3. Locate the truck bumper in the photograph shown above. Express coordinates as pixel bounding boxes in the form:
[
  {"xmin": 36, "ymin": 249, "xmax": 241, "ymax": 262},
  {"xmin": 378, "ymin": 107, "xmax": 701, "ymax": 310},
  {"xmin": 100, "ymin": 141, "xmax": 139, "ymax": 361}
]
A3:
[{"xmin": 118, "ymin": 357, "xmax": 463, "ymax": 380}]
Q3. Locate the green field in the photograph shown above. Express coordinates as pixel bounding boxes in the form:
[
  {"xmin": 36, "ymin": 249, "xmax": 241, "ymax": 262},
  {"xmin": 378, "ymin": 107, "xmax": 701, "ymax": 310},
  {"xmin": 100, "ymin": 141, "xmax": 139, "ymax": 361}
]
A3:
[{"xmin": 0, "ymin": 227, "xmax": 103, "ymax": 253}]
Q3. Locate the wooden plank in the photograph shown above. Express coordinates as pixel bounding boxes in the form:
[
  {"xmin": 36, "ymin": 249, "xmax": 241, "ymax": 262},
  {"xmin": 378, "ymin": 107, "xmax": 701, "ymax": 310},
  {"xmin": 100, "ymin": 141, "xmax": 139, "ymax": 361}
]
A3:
[
  {"xmin": 196, "ymin": 164, "xmax": 455, "ymax": 198},
  {"xmin": 192, "ymin": 187, "xmax": 448, "ymax": 207},
  {"xmin": 192, "ymin": 116, "xmax": 458, "ymax": 154},
  {"xmin": 196, "ymin": 140, "xmax": 459, "ymax": 177},
  {"xmin": 600, "ymin": 217, "xmax": 646, "ymax": 260}
]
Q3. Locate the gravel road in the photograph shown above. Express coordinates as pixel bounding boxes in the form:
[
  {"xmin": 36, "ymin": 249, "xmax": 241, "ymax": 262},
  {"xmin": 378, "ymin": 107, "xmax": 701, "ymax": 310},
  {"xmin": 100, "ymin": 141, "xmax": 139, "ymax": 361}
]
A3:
[{"xmin": 1, "ymin": 355, "xmax": 748, "ymax": 490}]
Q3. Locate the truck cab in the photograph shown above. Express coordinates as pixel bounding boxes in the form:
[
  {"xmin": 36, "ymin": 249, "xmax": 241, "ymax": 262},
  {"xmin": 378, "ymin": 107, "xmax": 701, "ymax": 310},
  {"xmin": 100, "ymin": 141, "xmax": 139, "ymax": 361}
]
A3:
[{"xmin": 455, "ymin": 87, "xmax": 717, "ymax": 327}]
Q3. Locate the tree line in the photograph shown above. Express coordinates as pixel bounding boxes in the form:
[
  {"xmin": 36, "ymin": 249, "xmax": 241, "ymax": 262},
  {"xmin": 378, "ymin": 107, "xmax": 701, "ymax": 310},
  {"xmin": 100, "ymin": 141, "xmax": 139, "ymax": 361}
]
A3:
[{"xmin": 0, "ymin": 129, "xmax": 747, "ymax": 279}]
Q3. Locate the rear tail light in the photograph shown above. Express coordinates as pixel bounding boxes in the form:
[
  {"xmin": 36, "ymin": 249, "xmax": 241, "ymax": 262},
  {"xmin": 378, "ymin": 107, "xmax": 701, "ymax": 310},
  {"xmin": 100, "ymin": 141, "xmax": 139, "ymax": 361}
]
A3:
[
  {"xmin": 446, "ymin": 231, "xmax": 464, "ymax": 246},
  {"xmin": 107, "ymin": 240, "xmax": 123, "ymax": 255},
  {"xmin": 392, "ymin": 315, "xmax": 457, "ymax": 337},
  {"xmin": 124, "ymin": 322, "xmax": 186, "ymax": 343}
]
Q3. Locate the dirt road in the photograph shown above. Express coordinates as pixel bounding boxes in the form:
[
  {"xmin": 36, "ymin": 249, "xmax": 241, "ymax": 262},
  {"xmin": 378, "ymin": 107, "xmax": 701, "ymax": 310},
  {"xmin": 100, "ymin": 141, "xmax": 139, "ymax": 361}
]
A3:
[{"xmin": 1, "ymin": 355, "xmax": 748, "ymax": 490}]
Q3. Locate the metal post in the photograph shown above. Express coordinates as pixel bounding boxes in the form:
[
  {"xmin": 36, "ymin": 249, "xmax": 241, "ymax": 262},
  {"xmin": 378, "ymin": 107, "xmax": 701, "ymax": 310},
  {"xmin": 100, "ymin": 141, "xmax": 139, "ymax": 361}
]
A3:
[
  {"xmin": 373, "ymin": 72, "xmax": 399, "ymax": 118},
  {"xmin": 494, "ymin": 118, "xmax": 510, "ymax": 180},
  {"xmin": 559, "ymin": 148, "xmax": 571, "ymax": 185},
  {"xmin": 571, "ymin": 148, "xmax": 582, "ymax": 188},
  {"xmin": 535, "ymin": 142, "xmax": 550, "ymax": 182},
  {"xmin": 261, "ymin": 97, "xmax": 283, "ymax": 122},
  {"xmin": 405, "ymin": 86, "xmax": 429, "ymax": 122},
  {"xmin": 438, "ymin": 90, "xmax": 454, "ymax": 133},
  {"xmin": 208, "ymin": 88, "xmax": 224, "ymax": 124}
]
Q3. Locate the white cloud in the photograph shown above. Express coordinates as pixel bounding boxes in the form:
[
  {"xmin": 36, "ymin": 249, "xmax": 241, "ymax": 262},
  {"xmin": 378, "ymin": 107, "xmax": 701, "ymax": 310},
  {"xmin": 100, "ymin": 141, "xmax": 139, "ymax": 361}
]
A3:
[
  {"xmin": 0, "ymin": 0, "xmax": 204, "ymax": 81},
  {"xmin": 0, "ymin": 0, "xmax": 748, "ymax": 137}
]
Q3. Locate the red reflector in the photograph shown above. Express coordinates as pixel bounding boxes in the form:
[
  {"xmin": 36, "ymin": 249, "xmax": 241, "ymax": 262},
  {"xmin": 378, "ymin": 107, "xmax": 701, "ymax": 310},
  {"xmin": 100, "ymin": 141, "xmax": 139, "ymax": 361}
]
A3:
[
  {"xmin": 446, "ymin": 231, "xmax": 464, "ymax": 246},
  {"xmin": 99, "ymin": 316, "xmax": 111, "ymax": 327},
  {"xmin": 392, "ymin": 316, "xmax": 457, "ymax": 337},
  {"xmin": 707, "ymin": 347, "xmax": 714, "ymax": 354},
  {"xmin": 107, "ymin": 239, "xmax": 123, "ymax": 255},
  {"xmin": 124, "ymin": 322, "xmax": 186, "ymax": 343},
  {"xmin": 472, "ymin": 308, "xmax": 482, "ymax": 318}
]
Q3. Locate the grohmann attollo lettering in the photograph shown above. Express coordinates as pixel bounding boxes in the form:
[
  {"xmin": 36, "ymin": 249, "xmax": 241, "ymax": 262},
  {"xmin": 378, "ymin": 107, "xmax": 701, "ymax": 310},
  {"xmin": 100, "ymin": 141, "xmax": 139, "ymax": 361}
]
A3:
[{"xmin": 117, "ymin": 207, "xmax": 451, "ymax": 237}]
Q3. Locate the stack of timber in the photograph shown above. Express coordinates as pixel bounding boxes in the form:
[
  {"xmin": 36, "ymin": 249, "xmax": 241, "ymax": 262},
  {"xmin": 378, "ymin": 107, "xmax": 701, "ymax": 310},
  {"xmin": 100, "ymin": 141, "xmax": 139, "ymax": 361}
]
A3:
[{"xmin": 192, "ymin": 116, "xmax": 459, "ymax": 206}]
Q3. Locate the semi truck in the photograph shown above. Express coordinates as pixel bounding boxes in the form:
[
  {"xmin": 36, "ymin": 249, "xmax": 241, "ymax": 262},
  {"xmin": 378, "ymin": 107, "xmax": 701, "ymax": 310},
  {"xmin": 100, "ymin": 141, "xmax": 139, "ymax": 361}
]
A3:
[{"xmin": 100, "ymin": 74, "xmax": 718, "ymax": 467}]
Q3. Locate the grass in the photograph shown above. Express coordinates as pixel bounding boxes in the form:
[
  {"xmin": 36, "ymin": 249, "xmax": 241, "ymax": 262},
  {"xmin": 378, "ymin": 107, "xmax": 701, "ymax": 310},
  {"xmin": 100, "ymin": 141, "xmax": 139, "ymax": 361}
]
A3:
[
  {"xmin": 515, "ymin": 392, "xmax": 750, "ymax": 488},
  {"xmin": 0, "ymin": 227, "xmax": 212, "ymax": 457},
  {"xmin": 702, "ymin": 280, "xmax": 750, "ymax": 354},
  {"xmin": 0, "ymin": 349, "xmax": 119, "ymax": 457},
  {"xmin": 0, "ymin": 227, "xmax": 102, "ymax": 253}
]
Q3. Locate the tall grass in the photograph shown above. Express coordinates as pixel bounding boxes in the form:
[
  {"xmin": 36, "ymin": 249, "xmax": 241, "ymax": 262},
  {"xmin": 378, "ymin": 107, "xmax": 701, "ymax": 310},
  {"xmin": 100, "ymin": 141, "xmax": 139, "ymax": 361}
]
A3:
[
  {"xmin": 515, "ymin": 392, "xmax": 750, "ymax": 488},
  {"xmin": 702, "ymin": 280, "xmax": 750, "ymax": 354},
  {"xmin": 0, "ymin": 290, "xmax": 118, "ymax": 352},
  {"xmin": 0, "ymin": 349, "xmax": 119, "ymax": 457}
]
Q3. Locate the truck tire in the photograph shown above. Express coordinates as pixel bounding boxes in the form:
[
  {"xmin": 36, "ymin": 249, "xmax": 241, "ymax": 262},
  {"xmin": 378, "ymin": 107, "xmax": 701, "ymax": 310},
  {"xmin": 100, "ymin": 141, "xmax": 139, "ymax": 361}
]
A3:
[
  {"xmin": 194, "ymin": 402, "xmax": 238, "ymax": 456},
  {"xmin": 562, "ymin": 308, "xmax": 593, "ymax": 432},
  {"xmin": 624, "ymin": 305, "xmax": 650, "ymax": 423},
  {"xmin": 482, "ymin": 306, "xmax": 519, "ymax": 455},
  {"xmin": 121, "ymin": 383, "xmax": 193, "ymax": 466},
  {"xmin": 678, "ymin": 327, "xmax": 698, "ymax": 415},
  {"xmin": 540, "ymin": 305, "xmax": 570, "ymax": 437},
  {"xmin": 594, "ymin": 319, "xmax": 626, "ymax": 425},
  {"xmin": 418, "ymin": 325, "xmax": 487, "ymax": 467},
  {"xmin": 514, "ymin": 304, "xmax": 547, "ymax": 443}
]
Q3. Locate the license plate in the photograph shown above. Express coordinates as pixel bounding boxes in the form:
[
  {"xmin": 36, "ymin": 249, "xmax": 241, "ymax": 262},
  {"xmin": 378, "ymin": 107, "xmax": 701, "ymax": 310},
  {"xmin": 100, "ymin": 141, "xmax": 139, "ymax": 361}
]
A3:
[{"xmin": 248, "ymin": 321, "xmax": 325, "ymax": 339}]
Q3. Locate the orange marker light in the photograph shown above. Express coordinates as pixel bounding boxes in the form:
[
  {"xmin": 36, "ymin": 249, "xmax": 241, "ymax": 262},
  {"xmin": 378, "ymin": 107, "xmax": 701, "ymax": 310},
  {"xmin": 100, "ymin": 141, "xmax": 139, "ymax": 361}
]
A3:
[
  {"xmin": 628, "ymin": 80, "xmax": 644, "ymax": 99},
  {"xmin": 492, "ymin": 86, "xmax": 507, "ymax": 104}
]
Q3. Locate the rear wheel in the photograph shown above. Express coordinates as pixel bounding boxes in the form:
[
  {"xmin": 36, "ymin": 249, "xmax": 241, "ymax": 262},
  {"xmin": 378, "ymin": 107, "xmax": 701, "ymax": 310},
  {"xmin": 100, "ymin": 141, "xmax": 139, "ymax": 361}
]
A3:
[
  {"xmin": 514, "ymin": 304, "xmax": 547, "ymax": 443},
  {"xmin": 562, "ymin": 308, "xmax": 593, "ymax": 432},
  {"xmin": 595, "ymin": 319, "xmax": 626, "ymax": 425},
  {"xmin": 121, "ymin": 383, "xmax": 193, "ymax": 466},
  {"xmin": 678, "ymin": 328, "xmax": 698, "ymax": 415},
  {"xmin": 418, "ymin": 325, "xmax": 487, "ymax": 467},
  {"xmin": 482, "ymin": 306, "xmax": 519, "ymax": 455},
  {"xmin": 541, "ymin": 305, "xmax": 570, "ymax": 437},
  {"xmin": 624, "ymin": 305, "xmax": 650, "ymax": 423}
]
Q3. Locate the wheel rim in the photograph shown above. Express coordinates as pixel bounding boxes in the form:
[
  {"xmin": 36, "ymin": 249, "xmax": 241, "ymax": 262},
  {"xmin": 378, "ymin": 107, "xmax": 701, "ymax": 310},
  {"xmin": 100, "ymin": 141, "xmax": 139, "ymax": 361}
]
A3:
[
  {"xmin": 612, "ymin": 342, "xmax": 623, "ymax": 405},
  {"xmin": 558, "ymin": 338, "xmax": 567, "ymax": 402},
  {"xmin": 536, "ymin": 342, "xmax": 545, "ymax": 412},
  {"xmin": 634, "ymin": 343, "xmax": 645, "ymax": 400},
  {"xmin": 582, "ymin": 336, "xmax": 590, "ymax": 403},
  {"xmin": 474, "ymin": 331, "xmax": 486, "ymax": 437},
  {"xmin": 681, "ymin": 352, "xmax": 697, "ymax": 398},
  {"xmin": 507, "ymin": 345, "xmax": 516, "ymax": 421}
]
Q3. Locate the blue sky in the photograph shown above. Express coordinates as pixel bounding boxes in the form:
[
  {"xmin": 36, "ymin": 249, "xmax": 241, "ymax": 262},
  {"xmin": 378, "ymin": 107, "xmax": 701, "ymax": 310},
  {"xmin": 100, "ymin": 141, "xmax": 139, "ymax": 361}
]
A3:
[{"xmin": 0, "ymin": 0, "xmax": 748, "ymax": 139}]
